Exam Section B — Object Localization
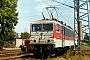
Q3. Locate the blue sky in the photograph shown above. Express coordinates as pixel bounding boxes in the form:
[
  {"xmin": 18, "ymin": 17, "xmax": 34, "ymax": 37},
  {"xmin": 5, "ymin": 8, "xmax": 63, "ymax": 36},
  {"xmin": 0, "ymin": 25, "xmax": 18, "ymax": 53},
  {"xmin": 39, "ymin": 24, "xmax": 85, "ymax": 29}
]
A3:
[{"xmin": 15, "ymin": 0, "xmax": 74, "ymax": 33}]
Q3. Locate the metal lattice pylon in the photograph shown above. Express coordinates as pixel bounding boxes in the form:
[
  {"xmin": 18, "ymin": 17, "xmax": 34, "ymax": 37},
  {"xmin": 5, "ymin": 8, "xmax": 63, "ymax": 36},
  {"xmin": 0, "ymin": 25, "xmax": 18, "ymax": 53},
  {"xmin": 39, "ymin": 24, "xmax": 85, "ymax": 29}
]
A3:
[{"xmin": 74, "ymin": 0, "xmax": 90, "ymax": 51}]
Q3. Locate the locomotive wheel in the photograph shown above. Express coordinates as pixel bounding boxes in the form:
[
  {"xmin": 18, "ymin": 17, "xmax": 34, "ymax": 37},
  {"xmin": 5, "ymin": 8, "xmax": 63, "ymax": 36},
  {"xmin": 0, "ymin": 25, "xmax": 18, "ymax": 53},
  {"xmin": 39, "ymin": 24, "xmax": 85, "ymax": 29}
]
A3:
[{"xmin": 30, "ymin": 45, "xmax": 34, "ymax": 50}]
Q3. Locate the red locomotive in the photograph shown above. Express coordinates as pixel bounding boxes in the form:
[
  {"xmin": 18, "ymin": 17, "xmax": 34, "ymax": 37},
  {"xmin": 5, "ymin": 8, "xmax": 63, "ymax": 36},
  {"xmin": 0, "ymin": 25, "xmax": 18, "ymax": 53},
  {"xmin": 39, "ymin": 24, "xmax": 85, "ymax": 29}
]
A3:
[{"xmin": 20, "ymin": 19, "xmax": 77, "ymax": 57}]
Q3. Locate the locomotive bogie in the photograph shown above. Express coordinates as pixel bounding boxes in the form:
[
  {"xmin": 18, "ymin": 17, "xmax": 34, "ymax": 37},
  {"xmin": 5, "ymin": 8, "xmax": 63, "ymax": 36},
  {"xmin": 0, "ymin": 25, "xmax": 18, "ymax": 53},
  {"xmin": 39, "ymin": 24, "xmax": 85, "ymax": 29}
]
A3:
[{"xmin": 27, "ymin": 44, "xmax": 55, "ymax": 57}]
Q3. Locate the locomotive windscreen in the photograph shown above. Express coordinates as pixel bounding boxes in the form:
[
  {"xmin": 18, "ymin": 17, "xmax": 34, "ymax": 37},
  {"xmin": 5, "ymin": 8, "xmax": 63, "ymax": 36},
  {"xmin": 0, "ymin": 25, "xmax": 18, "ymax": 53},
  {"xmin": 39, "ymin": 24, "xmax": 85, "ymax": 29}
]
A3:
[
  {"xmin": 43, "ymin": 24, "xmax": 53, "ymax": 31},
  {"xmin": 32, "ymin": 23, "xmax": 53, "ymax": 31},
  {"xmin": 32, "ymin": 24, "xmax": 42, "ymax": 31}
]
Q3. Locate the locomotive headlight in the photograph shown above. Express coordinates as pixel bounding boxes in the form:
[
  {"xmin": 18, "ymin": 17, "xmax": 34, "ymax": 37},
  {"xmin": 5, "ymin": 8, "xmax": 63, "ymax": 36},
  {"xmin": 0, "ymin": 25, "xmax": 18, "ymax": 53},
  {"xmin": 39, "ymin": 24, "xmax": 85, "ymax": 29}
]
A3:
[
  {"xmin": 47, "ymin": 40, "xmax": 50, "ymax": 42},
  {"xmin": 30, "ymin": 40, "xmax": 33, "ymax": 42},
  {"xmin": 34, "ymin": 40, "xmax": 36, "ymax": 42},
  {"xmin": 51, "ymin": 39, "xmax": 54, "ymax": 42}
]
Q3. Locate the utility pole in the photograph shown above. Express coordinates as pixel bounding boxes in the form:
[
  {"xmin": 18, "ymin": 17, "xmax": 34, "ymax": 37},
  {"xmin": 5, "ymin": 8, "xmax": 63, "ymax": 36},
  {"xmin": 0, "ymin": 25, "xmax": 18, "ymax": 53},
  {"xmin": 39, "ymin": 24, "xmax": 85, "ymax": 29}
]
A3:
[
  {"xmin": 88, "ymin": 0, "xmax": 90, "ymax": 44},
  {"xmin": 77, "ymin": 0, "xmax": 81, "ymax": 51}
]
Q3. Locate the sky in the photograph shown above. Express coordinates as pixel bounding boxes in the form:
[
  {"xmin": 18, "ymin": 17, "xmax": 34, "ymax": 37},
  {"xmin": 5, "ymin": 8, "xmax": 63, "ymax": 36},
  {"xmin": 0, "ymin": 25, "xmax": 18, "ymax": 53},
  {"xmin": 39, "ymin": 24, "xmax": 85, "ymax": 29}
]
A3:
[{"xmin": 15, "ymin": 0, "xmax": 74, "ymax": 33}]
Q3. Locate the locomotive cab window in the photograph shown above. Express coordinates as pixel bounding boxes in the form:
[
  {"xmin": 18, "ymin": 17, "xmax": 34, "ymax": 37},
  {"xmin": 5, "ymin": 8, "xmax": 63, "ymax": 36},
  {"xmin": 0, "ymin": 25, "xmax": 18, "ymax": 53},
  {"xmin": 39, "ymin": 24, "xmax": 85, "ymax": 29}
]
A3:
[
  {"xmin": 31, "ymin": 23, "xmax": 53, "ymax": 31},
  {"xmin": 43, "ymin": 23, "xmax": 53, "ymax": 31},
  {"xmin": 56, "ymin": 24, "xmax": 60, "ymax": 31},
  {"xmin": 32, "ymin": 24, "xmax": 42, "ymax": 31}
]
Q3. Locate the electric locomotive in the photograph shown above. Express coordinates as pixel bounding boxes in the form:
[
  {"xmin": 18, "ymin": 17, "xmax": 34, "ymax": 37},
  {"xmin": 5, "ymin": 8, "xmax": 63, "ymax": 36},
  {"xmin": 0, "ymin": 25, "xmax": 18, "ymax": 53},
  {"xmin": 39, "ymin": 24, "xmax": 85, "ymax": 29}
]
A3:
[{"xmin": 25, "ymin": 19, "xmax": 77, "ymax": 57}]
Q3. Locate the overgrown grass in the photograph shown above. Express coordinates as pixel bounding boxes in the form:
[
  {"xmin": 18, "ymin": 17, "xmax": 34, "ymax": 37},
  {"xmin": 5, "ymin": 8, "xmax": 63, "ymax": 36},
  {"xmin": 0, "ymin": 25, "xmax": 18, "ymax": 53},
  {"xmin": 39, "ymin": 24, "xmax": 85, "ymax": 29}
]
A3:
[
  {"xmin": 63, "ymin": 51, "xmax": 90, "ymax": 60},
  {"xmin": 63, "ymin": 46, "xmax": 90, "ymax": 60},
  {"xmin": 47, "ymin": 46, "xmax": 90, "ymax": 60}
]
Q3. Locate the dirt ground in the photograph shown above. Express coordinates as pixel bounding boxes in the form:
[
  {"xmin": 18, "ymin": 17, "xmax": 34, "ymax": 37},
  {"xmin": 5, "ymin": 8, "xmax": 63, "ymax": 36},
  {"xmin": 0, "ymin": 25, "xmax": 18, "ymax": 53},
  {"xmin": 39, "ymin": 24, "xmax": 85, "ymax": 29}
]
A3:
[{"xmin": 0, "ymin": 48, "xmax": 66, "ymax": 60}]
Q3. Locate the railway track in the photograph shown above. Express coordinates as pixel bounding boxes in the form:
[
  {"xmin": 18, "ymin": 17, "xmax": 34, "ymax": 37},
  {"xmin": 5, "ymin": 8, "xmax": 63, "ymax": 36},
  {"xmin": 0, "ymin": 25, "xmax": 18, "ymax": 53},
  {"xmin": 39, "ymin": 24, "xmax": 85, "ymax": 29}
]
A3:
[
  {"xmin": 0, "ymin": 48, "xmax": 37, "ymax": 60},
  {"xmin": 0, "ymin": 48, "xmax": 30, "ymax": 60},
  {"xmin": 0, "ymin": 53, "xmax": 34, "ymax": 60},
  {"xmin": 1, "ymin": 46, "xmax": 90, "ymax": 60},
  {"xmin": 0, "ymin": 48, "xmax": 66, "ymax": 60}
]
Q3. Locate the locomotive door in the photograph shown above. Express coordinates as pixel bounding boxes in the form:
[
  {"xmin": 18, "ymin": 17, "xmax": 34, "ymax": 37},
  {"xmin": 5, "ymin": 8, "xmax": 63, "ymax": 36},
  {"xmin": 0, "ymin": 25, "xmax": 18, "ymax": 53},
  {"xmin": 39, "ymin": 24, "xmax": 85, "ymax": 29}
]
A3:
[{"xmin": 62, "ymin": 26, "xmax": 65, "ymax": 47}]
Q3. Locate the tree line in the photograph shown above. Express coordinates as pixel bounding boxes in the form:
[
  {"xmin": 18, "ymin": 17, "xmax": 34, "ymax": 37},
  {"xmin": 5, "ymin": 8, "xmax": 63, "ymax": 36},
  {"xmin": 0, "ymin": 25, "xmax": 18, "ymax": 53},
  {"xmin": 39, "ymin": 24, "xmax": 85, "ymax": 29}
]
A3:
[{"xmin": 0, "ymin": 0, "xmax": 19, "ymax": 47}]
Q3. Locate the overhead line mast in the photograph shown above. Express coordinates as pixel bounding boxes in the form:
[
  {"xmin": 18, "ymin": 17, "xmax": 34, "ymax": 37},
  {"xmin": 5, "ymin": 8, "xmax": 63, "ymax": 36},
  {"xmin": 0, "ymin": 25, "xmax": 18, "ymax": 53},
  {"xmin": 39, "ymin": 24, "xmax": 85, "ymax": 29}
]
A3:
[{"xmin": 74, "ymin": 0, "xmax": 90, "ymax": 51}]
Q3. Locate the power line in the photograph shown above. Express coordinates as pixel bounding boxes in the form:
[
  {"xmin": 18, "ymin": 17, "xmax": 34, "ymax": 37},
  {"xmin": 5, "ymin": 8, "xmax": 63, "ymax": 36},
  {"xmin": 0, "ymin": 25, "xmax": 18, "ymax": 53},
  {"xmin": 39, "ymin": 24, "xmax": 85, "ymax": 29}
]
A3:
[
  {"xmin": 18, "ymin": 10, "xmax": 73, "ymax": 18},
  {"xmin": 52, "ymin": 0, "xmax": 74, "ymax": 8},
  {"xmin": 58, "ymin": 11, "xmax": 74, "ymax": 27},
  {"xmin": 50, "ymin": 0, "xmax": 75, "ymax": 28},
  {"xmin": 42, "ymin": 0, "xmax": 61, "ymax": 7},
  {"xmin": 42, "ymin": 0, "xmax": 51, "ymax": 6},
  {"xmin": 52, "ymin": 0, "xmax": 88, "ymax": 10}
]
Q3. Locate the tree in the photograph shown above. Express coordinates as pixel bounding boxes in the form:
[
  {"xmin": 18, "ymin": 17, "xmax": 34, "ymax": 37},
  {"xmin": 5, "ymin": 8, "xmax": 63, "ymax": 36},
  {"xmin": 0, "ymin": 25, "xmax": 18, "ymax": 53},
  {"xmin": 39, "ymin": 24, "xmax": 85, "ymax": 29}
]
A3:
[
  {"xmin": 0, "ymin": 0, "xmax": 18, "ymax": 46},
  {"xmin": 5, "ymin": 30, "xmax": 17, "ymax": 40},
  {"xmin": 20, "ymin": 32, "xmax": 30, "ymax": 39},
  {"xmin": 84, "ymin": 33, "xmax": 89, "ymax": 40}
]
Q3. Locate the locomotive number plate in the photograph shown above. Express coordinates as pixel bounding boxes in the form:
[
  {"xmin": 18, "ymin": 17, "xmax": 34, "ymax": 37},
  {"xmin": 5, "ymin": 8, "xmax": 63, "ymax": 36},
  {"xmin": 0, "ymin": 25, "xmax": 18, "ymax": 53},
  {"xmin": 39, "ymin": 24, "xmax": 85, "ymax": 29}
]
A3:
[{"xmin": 39, "ymin": 40, "xmax": 46, "ymax": 43}]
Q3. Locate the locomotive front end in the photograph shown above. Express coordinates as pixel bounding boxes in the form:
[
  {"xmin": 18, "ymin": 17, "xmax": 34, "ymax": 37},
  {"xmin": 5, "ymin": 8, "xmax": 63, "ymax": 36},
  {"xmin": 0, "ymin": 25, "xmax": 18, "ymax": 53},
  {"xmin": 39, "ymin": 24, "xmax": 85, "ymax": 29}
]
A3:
[{"xmin": 29, "ymin": 20, "xmax": 55, "ymax": 57}]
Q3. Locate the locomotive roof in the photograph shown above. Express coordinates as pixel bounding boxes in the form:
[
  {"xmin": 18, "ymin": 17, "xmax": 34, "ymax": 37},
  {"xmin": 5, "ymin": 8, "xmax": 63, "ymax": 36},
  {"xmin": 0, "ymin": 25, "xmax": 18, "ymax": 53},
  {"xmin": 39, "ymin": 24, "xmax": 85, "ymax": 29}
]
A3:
[{"xmin": 31, "ymin": 20, "xmax": 58, "ymax": 24}]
